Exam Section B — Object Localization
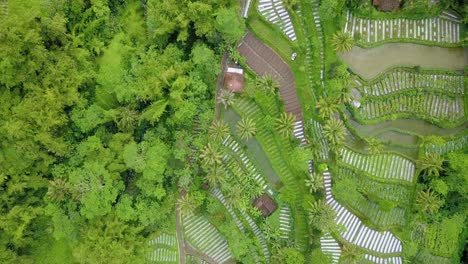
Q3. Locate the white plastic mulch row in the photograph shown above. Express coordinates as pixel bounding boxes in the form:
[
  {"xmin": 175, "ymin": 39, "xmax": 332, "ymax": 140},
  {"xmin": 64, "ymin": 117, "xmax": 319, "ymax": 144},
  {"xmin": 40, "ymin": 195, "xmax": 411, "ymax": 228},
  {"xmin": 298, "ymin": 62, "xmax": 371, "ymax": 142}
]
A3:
[
  {"xmin": 340, "ymin": 148, "xmax": 415, "ymax": 182},
  {"xmin": 365, "ymin": 254, "xmax": 403, "ymax": 264},
  {"xmin": 344, "ymin": 10, "xmax": 461, "ymax": 44},
  {"xmin": 211, "ymin": 188, "xmax": 245, "ymax": 233},
  {"xmin": 357, "ymin": 70, "xmax": 465, "ymax": 96},
  {"xmin": 149, "ymin": 233, "xmax": 177, "ymax": 247},
  {"xmin": 258, "ymin": 0, "xmax": 297, "ymax": 41},
  {"xmin": 359, "ymin": 95, "xmax": 464, "ymax": 121},
  {"xmin": 182, "ymin": 214, "xmax": 232, "ymax": 264},
  {"xmin": 320, "ymin": 234, "xmax": 341, "ymax": 264},
  {"xmin": 239, "ymin": 209, "xmax": 271, "ymax": 260},
  {"xmin": 0, "ymin": 2, "xmax": 7, "ymax": 16},
  {"xmin": 147, "ymin": 248, "xmax": 177, "ymax": 263},
  {"xmin": 279, "ymin": 204, "xmax": 292, "ymax": 239},
  {"xmin": 425, "ymin": 134, "xmax": 468, "ymax": 155},
  {"xmin": 309, "ymin": 0, "xmax": 325, "ymax": 89},
  {"xmin": 323, "ymin": 171, "xmax": 403, "ymax": 254},
  {"xmin": 293, "ymin": 120, "xmax": 307, "ymax": 144},
  {"xmin": 222, "ymin": 135, "xmax": 271, "ymax": 193},
  {"xmin": 307, "ymin": 119, "xmax": 329, "ymax": 160}
]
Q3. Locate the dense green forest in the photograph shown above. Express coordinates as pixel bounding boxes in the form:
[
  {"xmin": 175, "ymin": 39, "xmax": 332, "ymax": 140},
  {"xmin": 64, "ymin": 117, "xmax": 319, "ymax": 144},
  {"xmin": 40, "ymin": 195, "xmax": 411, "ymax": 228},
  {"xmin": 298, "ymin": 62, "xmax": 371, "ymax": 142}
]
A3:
[{"xmin": 0, "ymin": 0, "xmax": 244, "ymax": 262}]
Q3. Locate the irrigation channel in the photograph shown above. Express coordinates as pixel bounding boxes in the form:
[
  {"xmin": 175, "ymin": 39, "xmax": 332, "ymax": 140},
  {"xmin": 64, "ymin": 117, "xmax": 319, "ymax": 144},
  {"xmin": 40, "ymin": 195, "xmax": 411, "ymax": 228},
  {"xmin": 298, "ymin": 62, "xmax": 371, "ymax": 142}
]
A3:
[{"xmin": 340, "ymin": 44, "xmax": 467, "ymax": 156}]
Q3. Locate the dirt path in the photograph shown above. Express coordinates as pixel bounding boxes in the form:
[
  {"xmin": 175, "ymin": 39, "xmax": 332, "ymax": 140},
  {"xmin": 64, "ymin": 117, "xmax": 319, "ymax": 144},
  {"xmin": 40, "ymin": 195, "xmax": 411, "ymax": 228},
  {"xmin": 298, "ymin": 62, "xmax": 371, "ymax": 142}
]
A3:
[{"xmin": 238, "ymin": 31, "xmax": 304, "ymax": 121}]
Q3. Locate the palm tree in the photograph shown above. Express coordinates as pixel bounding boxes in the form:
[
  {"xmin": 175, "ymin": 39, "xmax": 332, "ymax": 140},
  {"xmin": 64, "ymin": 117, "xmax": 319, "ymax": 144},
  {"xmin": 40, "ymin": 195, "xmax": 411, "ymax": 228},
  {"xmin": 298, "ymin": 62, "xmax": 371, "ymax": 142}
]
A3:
[
  {"xmin": 256, "ymin": 75, "xmax": 279, "ymax": 94},
  {"xmin": 416, "ymin": 189, "xmax": 443, "ymax": 215},
  {"xmin": 47, "ymin": 178, "xmax": 70, "ymax": 202},
  {"xmin": 341, "ymin": 243, "xmax": 361, "ymax": 264},
  {"xmin": 367, "ymin": 138, "xmax": 383, "ymax": 155},
  {"xmin": 419, "ymin": 153, "xmax": 444, "ymax": 177},
  {"xmin": 307, "ymin": 200, "xmax": 337, "ymax": 233},
  {"xmin": 199, "ymin": 143, "xmax": 223, "ymax": 166},
  {"xmin": 205, "ymin": 167, "xmax": 226, "ymax": 188},
  {"xmin": 323, "ymin": 118, "xmax": 346, "ymax": 147},
  {"xmin": 337, "ymin": 87, "xmax": 354, "ymax": 105},
  {"xmin": 316, "ymin": 97, "xmax": 340, "ymax": 119},
  {"xmin": 236, "ymin": 117, "xmax": 256, "ymax": 140},
  {"xmin": 305, "ymin": 137, "xmax": 322, "ymax": 161},
  {"xmin": 178, "ymin": 194, "xmax": 197, "ymax": 215},
  {"xmin": 305, "ymin": 172, "xmax": 324, "ymax": 193},
  {"xmin": 217, "ymin": 89, "xmax": 235, "ymax": 109},
  {"xmin": 208, "ymin": 120, "xmax": 230, "ymax": 142},
  {"xmin": 331, "ymin": 32, "xmax": 355, "ymax": 53},
  {"xmin": 116, "ymin": 106, "xmax": 139, "ymax": 132},
  {"xmin": 276, "ymin": 112, "xmax": 296, "ymax": 138}
]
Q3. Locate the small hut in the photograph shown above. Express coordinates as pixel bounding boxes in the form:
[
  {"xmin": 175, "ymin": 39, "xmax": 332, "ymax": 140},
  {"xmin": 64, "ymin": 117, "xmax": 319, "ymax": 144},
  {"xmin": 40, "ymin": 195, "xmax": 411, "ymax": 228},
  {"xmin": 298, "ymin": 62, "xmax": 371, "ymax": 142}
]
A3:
[
  {"xmin": 372, "ymin": 0, "xmax": 401, "ymax": 11},
  {"xmin": 224, "ymin": 66, "xmax": 245, "ymax": 93},
  {"xmin": 252, "ymin": 194, "xmax": 277, "ymax": 217}
]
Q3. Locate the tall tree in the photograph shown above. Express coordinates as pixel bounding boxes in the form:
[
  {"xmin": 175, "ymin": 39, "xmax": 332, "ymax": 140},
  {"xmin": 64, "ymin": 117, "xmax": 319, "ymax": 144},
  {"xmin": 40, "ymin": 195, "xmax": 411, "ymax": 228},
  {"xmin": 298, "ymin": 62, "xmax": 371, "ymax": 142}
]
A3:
[
  {"xmin": 305, "ymin": 173, "xmax": 324, "ymax": 193},
  {"xmin": 255, "ymin": 75, "xmax": 279, "ymax": 95},
  {"xmin": 236, "ymin": 117, "xmax": 256, "ymax": 140},
  {"xmin": 200, "ymin": 143, "xmax": 223, "ymax": 167},
  {"xmin": 323, "ymin": 118, "xmax": 346, "ymax": 148},
  {"xmin": 316, "ymin": 97, "xmax": 340, "ymax": 119},
  {"xmin": 276, "ymin": 112, "xmax": 296, "ymax": 138},
  {"xmin": 331, "ymin": 32, "xmax": 354, "ymax": 53},
  {"xmin": 307, "ymin": 200, "xmax": 337, "ymax": 233},
  {"xmin": 208, "ymin": 120, "xmax": 230, "ymax": 142},
  {"xmin": 217, "ymin": 89, "xmax": 235, "ymax": 109},
  {"xmin": 416, "ymin": 189, "xmax": 443, "ymax": 215},
  {"xmin": 419, "ymin": 153, "xmax": 444, "ymax": 177}
]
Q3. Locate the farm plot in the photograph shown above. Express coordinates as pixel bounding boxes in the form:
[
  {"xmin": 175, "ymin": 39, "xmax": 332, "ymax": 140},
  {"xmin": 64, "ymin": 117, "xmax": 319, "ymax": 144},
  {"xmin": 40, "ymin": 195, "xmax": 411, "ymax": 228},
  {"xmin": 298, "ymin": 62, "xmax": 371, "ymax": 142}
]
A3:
[
  {"xmin": 182, "ymin": 214, "xmax": 232, "ymax": 264},
  {"xmin": 344, "ymin": 11, "xmax": 461, "ymax": 45},
  {"xmin": 340, "ymin": 148, "xmax": 415, "ymax": 182},
  {"xmin": 320, "ymin": 234, "xmax": 341, "ymax": 264},
  {"xmin": 306, "ymin": 119, "xmax": 329, "ymax": 160},
  {"xmin": 358, "ymin": 93, "xmax": 465, "ymax": 122},
  {"xmin": 364, "ymin": 254, "xmax": 402, "ymax": 264},
  {"xmin": 257, "ymin": 0, "xmax": 297, "ymax": 41},
  {"xmin": 324, "ymin": 171, "xmax": 403, "ymax": 254},
  {"xmin": 279, "ymin": 204, "xmax": 292, "ymax": 240},
  {"xmin": 334, "ymin": 187, "xmax": 406, "ymax": 227},
  {"xmin": 148, "ymin": 233, "xmax": 178, "ymax": 263},
  {"xmin": 425, "ymin": 134, "xmax": 468, "ymax": 155},
  {"xmin": 222, "ymin": 135, "xmax": 272, "ymax": 194},
  {"xmin": 355, "ymin": 69, "xmax": 465, "ymax": 96},
  {"xmin": 0, "ymin": 2, "xmax": 7, "ymax": 16},
  {"xmin": 234, "ymin": 97, "xmax": 309, "ymax": 249},
  {"xmin": 338, "ymin": 167, "xmax": 412, "ymax": 206}
]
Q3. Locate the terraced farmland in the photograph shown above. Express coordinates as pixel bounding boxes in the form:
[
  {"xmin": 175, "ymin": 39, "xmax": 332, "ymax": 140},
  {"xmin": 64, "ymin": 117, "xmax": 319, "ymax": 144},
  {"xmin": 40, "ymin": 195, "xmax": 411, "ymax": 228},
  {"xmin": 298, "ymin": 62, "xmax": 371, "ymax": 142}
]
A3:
[
  {"xmin": 182, "ymin": 214, "xmax": 232, "ymax": 264},
  {"xmin": 340, "ymin": 148, "xmax": 415, "ymax": 182},
  {"xmin": 306, "ymin": 119, "xmax": 329, "ymax": 160},
  {"xmin": 425, "ymin": 134, "xmax": 468, "ymax": 155},
  {"xmin": 257, "ymin": 0, "xmax": 297, "ymax": 41},
  {"xmin": 324, "ymin": 171, "xmax": 403, "ymax": 254},
  {"xmin": 344, "ymin": 11, "xmax": 461, "ymax": 44},
  {"xmin": 338, "ymin": 167, "xmax": 412, "ymax": 206},
  {"xmin": 355, "ymin": 69, "xmax": 465, "ymax": 96},
  {"xmin": 222, "ymin": 135, "xmax": 272, "ymax": 193},
  {"xmin": 279, "ymin": 204, "xmax": 292, "ymax": 240},
  {"xmin": 365, "ymin": 254, "xmax": 403, "ymax": 264},
  {"xmin": 320, "ymin": 234, "xmax": 341, "ymax": 264},
  {"xmin": 358, "ymin": 93, "xmax": 464, "ymax": 122},
  {"xmin": 148, "ymin": 233, "xmax": 178, "ymax": 263}
]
